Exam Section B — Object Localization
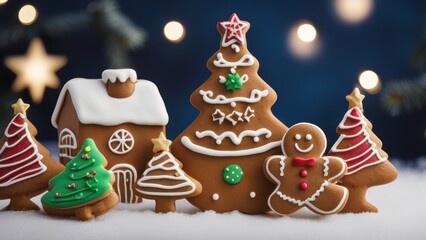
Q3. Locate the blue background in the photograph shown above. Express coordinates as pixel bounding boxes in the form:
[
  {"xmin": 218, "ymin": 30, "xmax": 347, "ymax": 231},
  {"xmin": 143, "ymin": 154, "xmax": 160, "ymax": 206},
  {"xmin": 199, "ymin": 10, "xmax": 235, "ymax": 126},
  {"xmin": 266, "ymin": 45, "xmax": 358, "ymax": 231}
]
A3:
[{"xmin": 0, "ymin": 0, "xmax": 425, "ymax": 159}]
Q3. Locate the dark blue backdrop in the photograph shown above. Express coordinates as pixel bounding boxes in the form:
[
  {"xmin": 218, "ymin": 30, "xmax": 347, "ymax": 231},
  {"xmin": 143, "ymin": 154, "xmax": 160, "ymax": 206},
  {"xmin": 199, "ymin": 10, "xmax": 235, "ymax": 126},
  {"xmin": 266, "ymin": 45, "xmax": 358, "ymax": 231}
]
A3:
[{"xmin": 0, "ymin": 0, "xmax": 425, "ymax": 159}]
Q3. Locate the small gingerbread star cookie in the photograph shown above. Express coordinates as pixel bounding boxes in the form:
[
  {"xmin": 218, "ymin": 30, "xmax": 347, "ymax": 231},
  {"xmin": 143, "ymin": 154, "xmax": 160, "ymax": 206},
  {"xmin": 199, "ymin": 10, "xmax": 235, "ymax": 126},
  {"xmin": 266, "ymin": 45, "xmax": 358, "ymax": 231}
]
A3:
[{"xmin": 264, "ymin": 123, "xmax": 349, "ymax": 215}]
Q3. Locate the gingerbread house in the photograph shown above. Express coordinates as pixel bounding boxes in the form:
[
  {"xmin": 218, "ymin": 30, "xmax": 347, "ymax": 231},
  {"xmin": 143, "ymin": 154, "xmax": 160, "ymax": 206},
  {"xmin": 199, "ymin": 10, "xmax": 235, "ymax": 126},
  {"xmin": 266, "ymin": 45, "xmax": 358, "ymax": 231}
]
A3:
[{"xmin": 51, "ymin": 69, "xmax": 169, "ymax": 203}]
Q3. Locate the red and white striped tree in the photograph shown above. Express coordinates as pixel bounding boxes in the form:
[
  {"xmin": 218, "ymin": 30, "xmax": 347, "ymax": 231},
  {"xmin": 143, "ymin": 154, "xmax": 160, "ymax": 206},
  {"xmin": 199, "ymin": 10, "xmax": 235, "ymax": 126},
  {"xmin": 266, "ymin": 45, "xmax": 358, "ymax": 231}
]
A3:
[
  {"xmin": 0, "ymin": 99, "xmax": 64, "ymax": 210},
  {"xmin": 329, "ymin": 88, "xmax": 398, "ymax": 213}
]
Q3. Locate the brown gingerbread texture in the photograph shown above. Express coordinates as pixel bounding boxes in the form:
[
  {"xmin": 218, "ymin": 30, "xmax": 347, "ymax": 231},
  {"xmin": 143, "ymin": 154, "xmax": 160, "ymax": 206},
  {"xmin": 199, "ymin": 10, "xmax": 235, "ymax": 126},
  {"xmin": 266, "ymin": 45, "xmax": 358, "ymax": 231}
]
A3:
[
  {"xmin": 134, "ymin": 132, "xmax": 202, "ymax": 213},
  {"xmin": 170, "ymin": 13, "xmax": 288, "ymax": 214},
  {"xmin": 0, "ymin": 99, "xmax": 64, "ymax": 211},
  {"xmin": 329, "ymin": 88, "xmax": 398, "ymax": 213},
  {"xmin": 264, "ymin": 123, "xmax": 349, "ymax": 215},
  {"xmin": 51, "ymin": 69, "xmax": 168, "ymax": 204},
  {"xmin": 41, "ymin": 138, "xmax": 118, "ymax": 221}
]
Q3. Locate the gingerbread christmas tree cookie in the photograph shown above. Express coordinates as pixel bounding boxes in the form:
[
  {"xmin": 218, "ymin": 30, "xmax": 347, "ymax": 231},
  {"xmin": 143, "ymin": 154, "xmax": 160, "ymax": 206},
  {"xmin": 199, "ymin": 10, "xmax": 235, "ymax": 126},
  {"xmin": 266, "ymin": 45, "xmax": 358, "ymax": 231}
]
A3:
[
  {"xmin": 135, "ymin": 133, "xmax": 202, "ymax": 213},
  {"xmin": 171, "ymin": 13, "xmax": 287, "ymax": 213},
  {"xmin": 329, "ymin": 88, "xmax": 398, "ymax": 213},
  {"xmin": 41, "ymin": 138, "xmax": 118, "ymax": 220},
  {"xmin": 264, "ymin": 123, "xmax": 348, "ymax": 215},
  {"xmin": 0, "ymin": 99, "xmax": 64, "ymax": 211}
]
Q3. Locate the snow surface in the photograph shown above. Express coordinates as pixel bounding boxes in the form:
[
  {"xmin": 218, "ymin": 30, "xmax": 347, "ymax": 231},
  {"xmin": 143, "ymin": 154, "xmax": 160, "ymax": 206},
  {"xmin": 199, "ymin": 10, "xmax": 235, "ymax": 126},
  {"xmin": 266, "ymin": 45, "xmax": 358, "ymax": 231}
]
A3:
[{"xmin": 1, "ymin": 160, "xmax": 425, "ymax": 240}]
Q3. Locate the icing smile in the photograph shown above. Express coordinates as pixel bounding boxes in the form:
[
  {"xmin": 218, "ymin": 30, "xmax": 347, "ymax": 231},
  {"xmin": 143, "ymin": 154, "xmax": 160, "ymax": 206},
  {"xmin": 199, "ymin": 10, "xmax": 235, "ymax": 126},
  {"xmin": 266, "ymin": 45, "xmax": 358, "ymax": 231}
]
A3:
[{"xmin": 295, "ymin": 143, "xmax": 313, "ymax": 153}]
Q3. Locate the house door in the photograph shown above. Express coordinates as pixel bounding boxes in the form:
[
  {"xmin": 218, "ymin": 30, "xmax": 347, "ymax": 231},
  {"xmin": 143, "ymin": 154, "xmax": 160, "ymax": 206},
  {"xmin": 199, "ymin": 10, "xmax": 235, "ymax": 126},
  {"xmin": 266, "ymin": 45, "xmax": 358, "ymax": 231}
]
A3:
[{"xmin": 110, "ymin": 164, "xmax": 142, "ymax": 203}]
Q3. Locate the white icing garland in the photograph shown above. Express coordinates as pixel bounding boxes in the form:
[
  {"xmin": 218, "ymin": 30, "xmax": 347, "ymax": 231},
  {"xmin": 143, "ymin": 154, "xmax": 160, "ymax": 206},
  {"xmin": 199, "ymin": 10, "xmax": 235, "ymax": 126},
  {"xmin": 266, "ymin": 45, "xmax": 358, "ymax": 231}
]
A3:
[
  {"xmin": 213, "ymin": 53, "xmax": 254, "ymax": 68},
  {"xmin": 110, "ymin": 164, "xmax": 139, "ymax": 203},
  {"xmin": 195, "ymin": 128, "xmax": 272, "ymax": 145},
  {"xmin": 0, "ymin": 113, "xmax": 46, "ymax": 187},
  {"xmin": 135, "ymin": 151, "xmax": 196, "ymax": 196},
  {"xmin": 330, "ymin": 107, "xmax": 386, "ymax": 175},
  {"xmin": 181, "ymin": 136, "xmax": 280, "ymax": 157},
  {"xmin": 108, "ymin": 129, "xmax": 134, "ymax": 155},
  {"xmin": 199, "ymin": 89, "xmax": 269, "ymax": 107}
]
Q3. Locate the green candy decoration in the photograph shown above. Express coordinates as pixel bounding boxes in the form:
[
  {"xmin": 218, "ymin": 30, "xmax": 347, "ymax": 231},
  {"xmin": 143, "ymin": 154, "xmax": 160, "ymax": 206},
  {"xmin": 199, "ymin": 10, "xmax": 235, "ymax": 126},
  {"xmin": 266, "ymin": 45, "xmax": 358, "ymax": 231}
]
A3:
[
  {"xmin": 225, "ymin": 73, "xmax": 243, "ymax": 91},
  {"xmin": 223, "ymin": 164, "xmax": 244, "ymax": 185},
  {"xmin": 41, "ymin": 138, "xmax": 113, "ymax": 208}
]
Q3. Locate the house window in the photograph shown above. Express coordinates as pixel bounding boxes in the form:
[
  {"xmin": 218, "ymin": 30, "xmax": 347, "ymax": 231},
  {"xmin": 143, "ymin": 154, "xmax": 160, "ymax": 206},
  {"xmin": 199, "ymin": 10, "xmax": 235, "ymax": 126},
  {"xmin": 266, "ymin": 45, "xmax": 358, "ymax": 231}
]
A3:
[
  {"xmin": 108, "ymin": 129, "xmax": 134, "ymax": 155},
  {"xmin": 59, "ymin": 128, "xmax": 77, "ymax": 161}
]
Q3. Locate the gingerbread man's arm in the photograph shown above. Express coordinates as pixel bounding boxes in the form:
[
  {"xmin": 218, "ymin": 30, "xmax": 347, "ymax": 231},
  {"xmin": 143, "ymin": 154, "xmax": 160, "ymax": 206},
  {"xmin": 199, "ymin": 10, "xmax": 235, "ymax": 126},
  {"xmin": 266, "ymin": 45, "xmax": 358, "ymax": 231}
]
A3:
[
  {"xmin": 264, "ymin": 155, "xmax": 286, "ymax": 184},
  {"xmin": 322, "ymin": 156, "xmax": 347, "ymax": 183}
]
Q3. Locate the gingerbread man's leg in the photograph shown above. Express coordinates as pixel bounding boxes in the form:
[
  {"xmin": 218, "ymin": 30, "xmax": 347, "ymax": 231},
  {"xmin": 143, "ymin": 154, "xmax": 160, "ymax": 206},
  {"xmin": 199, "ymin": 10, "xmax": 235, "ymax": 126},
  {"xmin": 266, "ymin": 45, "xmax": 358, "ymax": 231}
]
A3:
[
  {"xmin": 268, "ymin": 193, "xmax": 302, "ymax": 215},
  {"xmin": 305, "ymin": 184, "xmax": 348, "ymax": 215}
]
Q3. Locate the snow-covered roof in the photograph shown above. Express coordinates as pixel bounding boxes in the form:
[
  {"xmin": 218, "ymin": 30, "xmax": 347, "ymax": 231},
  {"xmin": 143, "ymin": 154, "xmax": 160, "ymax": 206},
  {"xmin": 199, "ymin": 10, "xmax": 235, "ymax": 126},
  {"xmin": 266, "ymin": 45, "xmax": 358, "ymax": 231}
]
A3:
[{"xmin": 51, "ymin": 78, "xmax": 169, "ymax": 128}]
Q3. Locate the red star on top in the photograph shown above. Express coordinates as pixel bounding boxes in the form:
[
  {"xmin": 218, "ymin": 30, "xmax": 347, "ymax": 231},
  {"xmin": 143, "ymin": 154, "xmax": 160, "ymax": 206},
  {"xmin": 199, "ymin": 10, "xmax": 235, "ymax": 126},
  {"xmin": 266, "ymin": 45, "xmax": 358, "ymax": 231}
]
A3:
[{"xmin": 219, "ymin": 13, "xmax": 248, "ymax": 47}]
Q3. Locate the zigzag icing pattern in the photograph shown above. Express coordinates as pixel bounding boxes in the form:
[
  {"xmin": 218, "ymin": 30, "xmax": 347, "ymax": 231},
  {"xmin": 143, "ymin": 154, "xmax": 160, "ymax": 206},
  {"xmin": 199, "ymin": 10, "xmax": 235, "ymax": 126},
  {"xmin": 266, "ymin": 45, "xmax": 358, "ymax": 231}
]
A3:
[{"xmin": 195, "ymin": 128, "xmax": 272, "ymax": 145}]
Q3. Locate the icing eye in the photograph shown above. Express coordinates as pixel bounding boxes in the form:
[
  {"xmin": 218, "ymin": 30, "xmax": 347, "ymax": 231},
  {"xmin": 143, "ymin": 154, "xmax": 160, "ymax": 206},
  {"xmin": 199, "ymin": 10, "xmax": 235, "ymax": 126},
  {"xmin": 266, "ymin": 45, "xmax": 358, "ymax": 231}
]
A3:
[
  {"xmin": 295, "ymin": 134, "xmax": 301, "ymax": 140},
  {"xmin": 306, "ymin": 134, "xmax": 312, "ymax": 140}
]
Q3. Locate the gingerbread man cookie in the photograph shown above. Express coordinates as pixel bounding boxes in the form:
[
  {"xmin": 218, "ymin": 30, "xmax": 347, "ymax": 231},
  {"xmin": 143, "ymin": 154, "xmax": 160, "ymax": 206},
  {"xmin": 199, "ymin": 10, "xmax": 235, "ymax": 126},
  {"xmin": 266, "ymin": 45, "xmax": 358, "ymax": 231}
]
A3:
[{"xmin": 264, "ymin": 123, "xmax": 348, "ymax": 215}]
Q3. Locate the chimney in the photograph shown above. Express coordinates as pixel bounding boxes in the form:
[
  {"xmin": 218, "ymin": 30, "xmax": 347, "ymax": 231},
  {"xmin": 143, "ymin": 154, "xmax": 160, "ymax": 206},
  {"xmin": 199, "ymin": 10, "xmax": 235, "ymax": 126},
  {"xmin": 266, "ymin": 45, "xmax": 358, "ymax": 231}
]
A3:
[{"xmin": 102, "ymin": 69, "xmax": 137, "ymax": 98}]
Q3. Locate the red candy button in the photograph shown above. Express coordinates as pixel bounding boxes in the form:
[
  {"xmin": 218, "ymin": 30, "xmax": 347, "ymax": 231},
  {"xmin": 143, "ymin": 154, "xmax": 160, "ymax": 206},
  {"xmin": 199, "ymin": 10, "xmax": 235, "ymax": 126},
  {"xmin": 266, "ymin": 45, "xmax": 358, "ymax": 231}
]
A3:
[
  {"xmin": 299, "ymin": 182, "xmax": 308, "ymax": 191},
  {"xmin": 299, "ymin": 169, "xmax": 308, "ymax": 178}
]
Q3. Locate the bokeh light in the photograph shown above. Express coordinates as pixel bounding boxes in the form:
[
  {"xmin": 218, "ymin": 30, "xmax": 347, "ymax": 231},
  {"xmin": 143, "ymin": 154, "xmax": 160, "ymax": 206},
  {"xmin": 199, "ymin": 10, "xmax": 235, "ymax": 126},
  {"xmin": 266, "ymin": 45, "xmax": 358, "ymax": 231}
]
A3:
[
  {"xmin": 334, "ymin": 0, "xmax": 374, "ymax": 24},
  {"xmin": 288, "ymin": 21, "xmax": 320, "ymax": 59},
  {"xmin": 359, "ymin": 70, "xmax": 381, "ymax": 94},
  {"xmin": 297, "ymin": 23, "xmax": 317, "ymax": 42},
  {"xmin": 164, "ymin": 21, "xmax": 185, "ymax": 43},
  {"xmin": 0, "ymin": 0, "xmax": 8, "ymax": 6},
  {"xmin": 18, "ymin": 4, "xmax": 38, "ymax": 26}
]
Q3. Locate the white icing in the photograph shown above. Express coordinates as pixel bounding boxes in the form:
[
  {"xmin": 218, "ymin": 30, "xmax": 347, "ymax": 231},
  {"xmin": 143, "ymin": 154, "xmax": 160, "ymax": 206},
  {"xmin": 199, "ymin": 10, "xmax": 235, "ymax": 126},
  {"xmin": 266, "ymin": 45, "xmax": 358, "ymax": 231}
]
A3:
[
  {"xmin": 51, "ymin": 77, "xmax": 169, "ymax": 128},
  {"xmin": 323, "ymin": 157, "xmax": 329, "ymax": 177},
  {"xmin": 329, "ymin": 107, "xmax": 386, "ymax": 175},
  {"xmin": 212, "ymin": 109, "xmax": 226, "ymax": 125},
  {"xmin": 240, "ymin": 74, "xmax": 249, "ymax": 83},
  {"xmin": 195, "ymin": 128, "xmax": 272, "ymax": 145},
  {"xmin": 231, "ymin": 44, "xmax": 240, "ymax": 53},
  {"xmin": 295, "ymin": 143, "xmax": 313, "ymax": 153},
  {"xmin": 230, "ymin": 68, "xmax": 236, "ymax": 74},
  {"xmin": 276, "ymin": 181, "xmax": 329, "ymax": 206},
  {"xmin": 135, "ymin": 151, "xmax": 196, "ymax": 196},
  {"xmin": 0, "ymin": 113, "xmax": 46, "ymax": 187},
  {"xmin": 108, "ymin": 129, "xmax": 134, "ymax": 155},
  {"xmin": 212, "ymin": 193, "xmax": 219, "ymax": 201},
  {"xmin": 278, "ymin": 156, "xmax": 285, "ymax": 176},
  {"xmin": 243, "ymin": 106, "xmax": 255, "ymax": 122},
  {"xmin": 219, "ymin": 76, "xmax": 226, "ymax": 83},
  {"xmin": 181, "ymin": 136, "xmax": 281, "ymax": 157},
  {"xmin": 327, "ymin": 157, "xmax": 347, "ymax": 183},
  {"xmin": 305, "ymin": 186, "xmax": 348, "ymax": 215},
  {"xmin": 306, "ymin": 134, "xmax": 312, "ymax": 140},
  {"xmin": 249, "ymin": 192, "xmax": 256, "ymax": 198},
  {"xmin": 199, "ymin": 89, "xmax": 269, "ymax": 107},
  {"xmin": 225, "ymin": 111, "xmax": 243, "ymax": 125},
  {"xmin": 110, "ymin": 164, "xmax": 139, "ymax": 203},
  {"xmin": 58, "ymin": 128, "xmax": 77, "ymax": 161},
  {"xmin": 102, "ymin": 69, "xmax": 137, "ymax": 83},
  {"xmin": 295, "ymin": 134, "xmax": 301, "ymax": 140},
  {"xmin": 213, "ymin": 53, "xmax": 254, "ymax": 68}
]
